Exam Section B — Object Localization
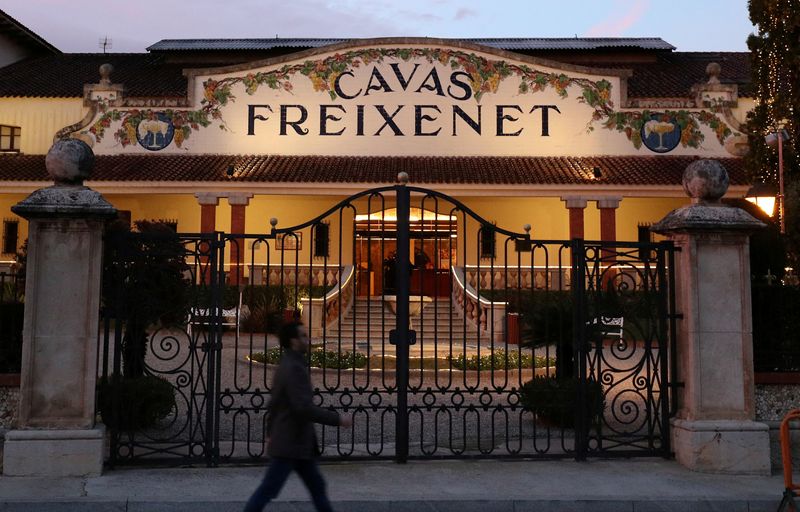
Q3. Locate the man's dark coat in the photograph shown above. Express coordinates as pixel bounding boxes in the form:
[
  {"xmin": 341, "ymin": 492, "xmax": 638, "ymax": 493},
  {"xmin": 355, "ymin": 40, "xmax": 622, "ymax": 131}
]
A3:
[{"xmin": 267, "ymin": 349, "xmax": 340, "ymax": 459}]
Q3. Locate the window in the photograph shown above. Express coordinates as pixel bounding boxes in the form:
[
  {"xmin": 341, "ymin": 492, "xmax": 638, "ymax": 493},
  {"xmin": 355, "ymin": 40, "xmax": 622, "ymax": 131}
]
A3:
[
  {"xmin": 480, "ymin": 223, "xmax": 496, "ymax": 259},
  {"xmin": 638, "ymin": 223, "xmax": 653, "ymax": 260},
  {"xmin": 313, "ymin": 222, "xmax": 329, "ymax": 258},
  {"xmin": 2, "ymin": 219, "xmax": 19, "ymax": 255},
  {"xmin": 0, "ymin": 125, "xmax": 21, "ymax": 153}
]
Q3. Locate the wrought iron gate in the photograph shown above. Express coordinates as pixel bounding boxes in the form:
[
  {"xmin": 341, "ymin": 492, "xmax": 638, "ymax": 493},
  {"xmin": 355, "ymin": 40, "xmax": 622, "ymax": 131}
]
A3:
[{"xmin": 100, "ymin": 179, "xmax": 676, "ymax": 466}]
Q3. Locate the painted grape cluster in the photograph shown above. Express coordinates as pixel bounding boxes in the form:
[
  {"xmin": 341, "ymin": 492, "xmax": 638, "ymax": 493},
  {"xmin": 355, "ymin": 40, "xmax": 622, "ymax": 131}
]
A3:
[{"xmin": 84, "ymin": 47, "xmax": 735, "ymax": 151}]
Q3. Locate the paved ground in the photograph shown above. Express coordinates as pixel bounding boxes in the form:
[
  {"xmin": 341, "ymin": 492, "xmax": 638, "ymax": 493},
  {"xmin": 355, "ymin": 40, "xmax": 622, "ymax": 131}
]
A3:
[{"xmin": 0, "ymin": 459, "xmax": 790, "ymax": 511}]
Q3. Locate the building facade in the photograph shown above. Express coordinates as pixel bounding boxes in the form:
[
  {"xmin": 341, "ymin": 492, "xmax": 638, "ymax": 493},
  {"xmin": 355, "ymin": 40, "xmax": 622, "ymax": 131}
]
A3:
[{"xmin": 0, "ymin": 11, "xmax": 754, "ymax": 280}]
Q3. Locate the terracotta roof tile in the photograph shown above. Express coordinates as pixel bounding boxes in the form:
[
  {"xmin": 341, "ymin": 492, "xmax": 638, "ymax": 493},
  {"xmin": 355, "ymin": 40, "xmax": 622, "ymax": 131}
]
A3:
[
  {"xmin": 569, "ymin": 52, "xmax": 752, "ymax": 98},
  {"xmin": 148, "ymin": 37, "xmax": 677, "ymax": 52},
  {"xmin": 0, "ymin": 50, "xmax": 750, "ymax": 99},
  {"xmin": 0, "ymin": 154, "xmax": 748, "ymax": 187},
  {"xmin": 0, "ymin": 54, "xmax": 190, "ymax": 98}
]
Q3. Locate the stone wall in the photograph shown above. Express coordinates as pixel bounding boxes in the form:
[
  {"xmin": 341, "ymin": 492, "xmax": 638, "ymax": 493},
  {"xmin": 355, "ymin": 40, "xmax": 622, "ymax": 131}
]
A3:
[
  {"xmin": 0, "ymin": 386, "xmax": 19, "ymax": 430},
  {"xmin": 756, "ymin": 384, "xmax": 800, "ymax": 471},
  {"xmin": 756, "ymin": 384, "xmax": 800, "ymax": 421}
]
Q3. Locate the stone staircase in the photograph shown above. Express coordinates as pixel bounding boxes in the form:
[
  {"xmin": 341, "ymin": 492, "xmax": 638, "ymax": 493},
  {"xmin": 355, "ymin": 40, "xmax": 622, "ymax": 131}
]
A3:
[{"xmin": 324, "ymin": 297, "xmax": 487, "ymax": 348}]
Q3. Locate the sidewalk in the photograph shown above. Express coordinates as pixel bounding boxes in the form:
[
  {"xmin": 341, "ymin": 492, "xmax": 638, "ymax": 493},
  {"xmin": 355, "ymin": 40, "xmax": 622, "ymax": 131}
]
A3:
[{"xmin": 0, "ymin": 458, "xmax": 788, "ymax": 511}]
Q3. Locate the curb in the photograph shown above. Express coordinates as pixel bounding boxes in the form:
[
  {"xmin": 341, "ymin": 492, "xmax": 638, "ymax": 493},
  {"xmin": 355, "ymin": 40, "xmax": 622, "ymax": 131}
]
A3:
[{"xmin": 0, "ymin": 499, "xmax": 781, "ymax": 512}]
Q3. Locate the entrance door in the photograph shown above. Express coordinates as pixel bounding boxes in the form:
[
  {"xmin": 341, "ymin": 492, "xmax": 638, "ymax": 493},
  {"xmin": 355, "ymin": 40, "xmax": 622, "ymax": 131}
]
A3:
[{"xmin": 355, "ymin": 207, "xmax": 456, "ymax": 297}]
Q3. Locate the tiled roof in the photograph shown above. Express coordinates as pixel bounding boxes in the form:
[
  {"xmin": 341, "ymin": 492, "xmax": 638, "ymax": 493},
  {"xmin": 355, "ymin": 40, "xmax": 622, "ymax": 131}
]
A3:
[
  {"xmin": 148, "ymin": 39, "xmax": 349, "ymax": 51},
  {"xmin": 0, "ymin": 54, "xmax": 192, "ymax": 98},
  {"xmin": 0, "ymin": 50, "xmax": 750, "ymax": 99},
  {"xmin": 0, "ymin": 154, "xmax": 748, "ymax": 187},
  {"xmin": 148, "ymin": 37, "xmax": 676, "ymax": 52},
  {"xmin": 562, "ymin": 52, "xmax": 752, "ymax": 98}
]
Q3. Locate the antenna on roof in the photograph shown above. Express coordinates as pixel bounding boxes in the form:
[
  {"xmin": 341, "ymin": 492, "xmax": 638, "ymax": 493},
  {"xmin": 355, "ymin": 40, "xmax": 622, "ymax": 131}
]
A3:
[{"xmin": 99, "ymin": 36, "xmax": 112, "ymax": 54}]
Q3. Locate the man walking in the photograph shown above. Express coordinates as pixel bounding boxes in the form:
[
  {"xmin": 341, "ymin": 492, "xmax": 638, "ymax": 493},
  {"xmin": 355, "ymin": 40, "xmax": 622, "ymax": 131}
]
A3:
[{"xmin": 244, "ymin": 322, "xmax": 351, "ymax": 512}]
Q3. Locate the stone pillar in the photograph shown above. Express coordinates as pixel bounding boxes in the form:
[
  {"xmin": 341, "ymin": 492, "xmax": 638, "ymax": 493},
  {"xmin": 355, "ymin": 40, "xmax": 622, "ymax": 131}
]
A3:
[
  {"xmin": 196, "ymin": 192, "xmax": 220, "ymax": 233},
  {"xmin": 597, "ymin": 197, "xmax": 621, "ymax": 286},
  {"xmin": 4, "ymin": 139, "xmax": 116, "ymax": 477},
  {"xmin": 195, "ymin": 192, "xmax": 221, "ymax": 285},
  {"xmin": 562, "ymin": 196, "xmax": 587, "ymax": 239},
  {"xmin": 652, "ymin": 159, "xmax": 770, "ymax": 475},
  {"xmin": 227, "ymin": 193, "xmax": 253, "ymax": 285},
  {"xmin": 597, "ymin": 196, "xmax": 621, "ymax": 242}
]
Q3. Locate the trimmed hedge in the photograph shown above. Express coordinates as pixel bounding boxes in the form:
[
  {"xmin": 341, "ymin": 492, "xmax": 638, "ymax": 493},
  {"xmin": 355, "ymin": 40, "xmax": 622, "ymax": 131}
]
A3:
[
  {"xmin": 447, "ymin": 350, "xmax": 553, "ymax": 371},
  {"xmin": 97, "ymin": 375, "xmax": 176, "ymax": 431},
  {"xmin": 752, "ymin": 284, "xmax": 800, "ymax": 372},
  {"xmin": 0, "ymin": 302, "xmax": 23, "ymax": 373},
  {"xmin": 520, "ymin": 376, "xmax": 604, "ymax": 428},
  {"xmin": 250, "ymin": 347, "xmax": 368, "ymax": 369}
]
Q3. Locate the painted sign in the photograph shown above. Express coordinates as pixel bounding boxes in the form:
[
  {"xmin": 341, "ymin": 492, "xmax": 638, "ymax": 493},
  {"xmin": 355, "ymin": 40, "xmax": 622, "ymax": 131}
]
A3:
[{"xmin": 81, "ymin": 44, "xmax": 738, "ymax": 158}]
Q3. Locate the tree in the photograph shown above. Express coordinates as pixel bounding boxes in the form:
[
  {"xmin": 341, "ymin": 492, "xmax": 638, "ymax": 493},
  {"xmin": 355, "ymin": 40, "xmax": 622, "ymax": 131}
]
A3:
[
  {"xmin": 746, "ymin": 0, "xmax": 800, "ymax": 262},
  {"xmin": 104, "ymin": 219, "xmax": 191, "ymax": 378}
]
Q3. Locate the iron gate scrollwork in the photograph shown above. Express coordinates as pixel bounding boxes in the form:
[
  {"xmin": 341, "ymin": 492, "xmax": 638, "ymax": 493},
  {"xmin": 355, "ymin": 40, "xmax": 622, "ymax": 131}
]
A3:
[{"xmin": 99, "ymin": 180, "xmax": 676, "ymax": 465}]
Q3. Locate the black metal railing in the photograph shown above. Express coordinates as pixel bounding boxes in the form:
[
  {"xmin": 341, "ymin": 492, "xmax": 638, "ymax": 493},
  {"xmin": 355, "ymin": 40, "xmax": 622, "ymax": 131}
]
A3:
[{"xmin": 99, "ymin": 185, "xmax": 677, "ymax": 465}]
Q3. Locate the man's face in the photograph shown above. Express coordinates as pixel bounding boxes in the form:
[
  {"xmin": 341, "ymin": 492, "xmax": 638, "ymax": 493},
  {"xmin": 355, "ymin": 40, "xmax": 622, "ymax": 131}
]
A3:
[{"xmin": 291, "ymin": 325, "xmax": 310, "ymax": 353}]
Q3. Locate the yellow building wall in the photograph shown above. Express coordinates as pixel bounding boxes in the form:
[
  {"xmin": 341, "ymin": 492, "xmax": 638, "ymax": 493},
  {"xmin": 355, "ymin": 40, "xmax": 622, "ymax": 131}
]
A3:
[
  {"xmin": 451, "ymin": 196, "xmax": 687, "ymax": 267},
  {"xmin": 105, "ymin": 194, "xmax": 353, "ymax": 277},
  {"xmin": 0, "ymin": 98, "xmax": 86, "ymax": 154},
  {"xmin": 0, "ymin": 191, "xmax": 689, "ymax": 275}
]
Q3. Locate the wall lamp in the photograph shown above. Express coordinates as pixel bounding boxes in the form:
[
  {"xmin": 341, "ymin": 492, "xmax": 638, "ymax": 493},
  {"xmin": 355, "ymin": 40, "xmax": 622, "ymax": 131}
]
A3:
[{"xmin": 745, "ymin": 181, "xmax": 778, "ymax": 218}]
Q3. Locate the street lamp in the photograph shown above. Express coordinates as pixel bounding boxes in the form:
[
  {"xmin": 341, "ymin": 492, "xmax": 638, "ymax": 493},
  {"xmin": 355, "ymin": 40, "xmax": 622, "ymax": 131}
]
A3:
[
  {"xmin": 765, "ymin": 128, "xmax": 790, "ymax": 234},
  {"xmin": 745, "ymin": 181, "xmax": 778, "ymax": 217}
]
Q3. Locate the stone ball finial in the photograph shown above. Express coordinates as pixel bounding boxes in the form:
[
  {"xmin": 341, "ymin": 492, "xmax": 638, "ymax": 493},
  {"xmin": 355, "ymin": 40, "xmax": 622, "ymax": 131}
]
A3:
[
  {"xmin": 99, "ymin": 63, "xmax": 114, "ymax": 85},
  {"xmin": 682, "ymin": 159, "xmax": 729, "ymax": 203},
  {"xmin": 523, "ymin": 224, "xmax": 531, "ymax": 234},
  {"xmin": 269, "ymin": 217, "xmax": 278, "ymax": 228},
  {"xmin": 45, "ymin": 138, "xmax": 95, "ymax": 186},
  {"xmin": 706, "ymin": 62, "xmax": 721, "ymax": 84},
  {"xmin": 397, "ymin": 172, "xmax": 409, "ymax": 185}
]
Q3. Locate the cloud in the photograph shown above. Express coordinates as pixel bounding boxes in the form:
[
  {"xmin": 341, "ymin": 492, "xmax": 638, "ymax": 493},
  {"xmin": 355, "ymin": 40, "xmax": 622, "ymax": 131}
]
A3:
[
  {"xmin": 584, "ymin": 0, "xmax": 649, "ymax": 37},
  {"xmin": 454, "ymin": 7, "xmax": 477, "ymax": 20},
  {"xmin": 397, "ymin": 10, "xmax": 443, "ymax": 22}
]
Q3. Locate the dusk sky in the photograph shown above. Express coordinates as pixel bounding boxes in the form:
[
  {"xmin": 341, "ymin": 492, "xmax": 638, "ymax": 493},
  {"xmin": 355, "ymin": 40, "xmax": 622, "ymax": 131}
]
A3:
[{"xmin": 5, "ymin": 0, "xmax": 755, "ymax": 53}]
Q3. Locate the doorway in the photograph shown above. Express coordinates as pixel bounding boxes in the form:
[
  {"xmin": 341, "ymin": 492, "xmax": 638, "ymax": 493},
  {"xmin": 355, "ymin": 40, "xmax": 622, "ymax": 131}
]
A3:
[{"xmin": 354, "ymin": 207, "xmax": 456, "ymax": 296}]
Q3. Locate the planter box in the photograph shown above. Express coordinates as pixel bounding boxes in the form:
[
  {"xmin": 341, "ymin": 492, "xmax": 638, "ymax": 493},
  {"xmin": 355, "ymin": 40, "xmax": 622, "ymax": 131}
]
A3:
[
  {"xmin": 755, "ymin": 372, "xmax": 800, "ymax": 385},
  {"xmin": 0, "ymin": 373, "xmax": 20, "ymax": 387}
]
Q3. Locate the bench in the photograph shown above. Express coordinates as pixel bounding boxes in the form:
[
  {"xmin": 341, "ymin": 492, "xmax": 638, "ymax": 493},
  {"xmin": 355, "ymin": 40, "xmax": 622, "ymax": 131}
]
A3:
[
  {"xmin": 187, "ymin": 292, "xmax": 242, "ymax": 338},
  {"xmin": 588, "ymin": 316, "xmax": 625, "ymax": 349}
]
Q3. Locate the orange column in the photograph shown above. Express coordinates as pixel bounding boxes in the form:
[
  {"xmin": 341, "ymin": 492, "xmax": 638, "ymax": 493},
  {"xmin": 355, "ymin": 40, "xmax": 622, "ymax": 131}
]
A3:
[
  {"xmin": 597, "ymin": 197, "xmax": 621, "ymax": 289},
  {"xmin": 563, "ymin": 197, "xmax": 587, "ymax": 239},
  {"xmin": 227, "ymin": 193, "xmax": 253, "ymax": 285},
  {"xmin": 196, "ymin": 193, "xmax": 220, "ymax": 284}
]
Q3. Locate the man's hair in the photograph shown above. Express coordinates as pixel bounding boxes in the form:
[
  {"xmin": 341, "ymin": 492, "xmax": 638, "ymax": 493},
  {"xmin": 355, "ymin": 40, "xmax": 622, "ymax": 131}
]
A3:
[{"xmin": 279, "ymin": 321, "xmax": 303, "ymax": 349}]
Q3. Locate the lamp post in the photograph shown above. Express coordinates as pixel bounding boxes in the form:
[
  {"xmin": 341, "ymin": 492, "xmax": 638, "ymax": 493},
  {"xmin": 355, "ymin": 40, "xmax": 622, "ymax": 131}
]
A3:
[{"xmin": 765, "ymin": 128, "xmax": 790, "ymax": 234}]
